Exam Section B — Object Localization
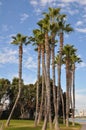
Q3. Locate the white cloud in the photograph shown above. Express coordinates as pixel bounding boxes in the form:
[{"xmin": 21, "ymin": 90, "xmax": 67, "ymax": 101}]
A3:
[
  {"xmin": 40, "ymin": 0, "xmax": 57, "ymax": 6},
  {"xmin": 0, "ymin": 48, "xmax": 18, "ymax": 64},
  {"xmin": 60, "ymin": 0, "xmax": 86, "ymax": 5},
  {"xmin": 20, "ymin": 13, "xmax": 29, "ymax": 23},
  {"xmin": 76, "ymin": 62, "xmax": 86, "ymax": 70},
  {"xmin": 76, "ymin": 28, "xmax": 86, "ymax": 33},
  {"xmin": 30, "ymin": 0, "xmax": 56, "ymax": 7},
  {"xmin": 24, "ymin": 56, "xmax": 37, "ymax": 70},
  {"xmin": 67, "ymin": 8, "xmax": 79, "ymax": 15},
  {"xmin": 61, "ymin": 0, "xmax": 76, "ymax": 2},
  {"xmin": 79, "ymin": 0, "xmax": 86, "ymax": 5},
  {"xmin": 34, "ymin": 8, "xmax": 42, "ymax": 14},
  {"xmin": 76, "ymin": 21, "xmax": 83, "ymax": 26},
  {"xmin": 57, "ymin": 3, "xmax": 69, "ymax": 8},
  {"xmin": 30, "ymin": 0, "xmax": 38, "ymax": 6}
]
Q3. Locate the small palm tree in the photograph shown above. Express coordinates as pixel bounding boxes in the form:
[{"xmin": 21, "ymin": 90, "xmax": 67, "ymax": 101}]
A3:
[
  {"xmin": 55, "ymin": 54, "xmax": 65, "ymax": 124},
  {"xmin": 62, "ymin": 44, "xmax": 77, "ymax": 127},
  {"xmin": 71, "ymin": 55, "xmax": 82, "ymax": 126},
  {"xmin": 32, "ymin": 29, "xmax": 42, "ymax": 127},
  {"xmin": 28, "ymin": 29, "xmax": 45, "ymax": 126},
  {"xmin": 6, "ymin": 33, "xmax": 29, "ymax": 127},
  {"xmin": 57, "ymin": 14, "xmax": 73, "ymax": 102}
]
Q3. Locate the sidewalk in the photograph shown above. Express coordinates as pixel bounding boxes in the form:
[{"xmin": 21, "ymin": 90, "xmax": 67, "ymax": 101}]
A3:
[{"xmin": 81, "ymin": 124, "xmax": 86, "ymax": 130}]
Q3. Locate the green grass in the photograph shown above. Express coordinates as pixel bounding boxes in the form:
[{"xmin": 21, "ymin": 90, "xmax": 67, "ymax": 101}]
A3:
[{"xmin": 0, "ymin": 120, "xmax": 81, "ymax": 130}]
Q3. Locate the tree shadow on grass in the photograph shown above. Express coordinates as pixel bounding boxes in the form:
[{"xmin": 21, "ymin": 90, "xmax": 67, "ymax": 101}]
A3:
[{"xmin": 5, "ymin": 126, "xmax": 42, "ymax": 130}]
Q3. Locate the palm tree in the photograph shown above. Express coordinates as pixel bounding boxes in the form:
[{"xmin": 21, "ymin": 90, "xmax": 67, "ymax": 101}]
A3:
[
  {"xmin": 37, "ymin": 38, "xmax": 45, "ymax": 125},
  {"xmin": 71, "ymin": 55, "xmax": 82, "ymax": 126},
  {"xmin": 6, "ymin": 33, "xmax": 29, "ymax": 127},
  {"xmin": 57, "ymin": 14, "xmax": 73, "ymax": 111},
  {"xmin": 37, "ymin": 16, "xmax": 52, "ymax": 130},
  {"xmin": 55, "ymin": 54, "xmax": 65, "ymax": 124},
  {"xmin": 43, "ymin": 7, "xmax": 62, "ymax": 130},
  {"xmin": 49, "ymin": 8, "xmax": 61, "ymax": 130},
  {"xmin": 55, "ymin": 15, "xmax": 73, "ymax": 128},
  {"xmin": 32, "ymin": 29, "xmax": 41, "ymax": 127},
  {"xmin": 28, "ymin": 29, "xmax": 45, "ymax": 126},
  {"xmin": 62, "ymin": 44, "xmax": 77, "ymax": 127}
]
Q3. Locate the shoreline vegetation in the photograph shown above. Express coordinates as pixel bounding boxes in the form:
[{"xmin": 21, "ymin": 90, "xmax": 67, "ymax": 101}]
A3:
[{"xmin": 0, "ymin": 120, "xmax": 81, "ymax": 130}]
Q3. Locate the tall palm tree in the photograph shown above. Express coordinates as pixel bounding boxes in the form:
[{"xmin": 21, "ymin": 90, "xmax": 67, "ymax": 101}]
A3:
[
  {"xmin": 37, "ymin": 37, "xmax": 45, "ymax": 125},
  {"xmin": 55, "ymin": 15, "xmax": 73, "ymax": 128},
  {"xmin": 32, "ymin": 29, "xmax": 41, "ymax": 127},
  {"xmin": 28, "ymin": 29, "xmax": 45, "ymax": 126},
  {"xmin": 55, "ymin": 54, "xmax": 65, "ymax": 124},
  {"xmin": 71, "ymin": 55, "xmax": 82, "ymax": 126},
  {"xmin": 37, "ymin": 17, "xmax": 52, "ymax": 130},
  {"xmin": 43, "ymin": 7, "xmax": 62, "ymax": 130},
  {"xmin": 62, "ymin": 44, "xmax": 77, "ymax": 127},
  {"xmin": 6, "ymin": 33, "xmax": 29, "ymax": 127},
  {"xmin": 57, "ymin": 14, "xmax": 73, "ymax": 111},
  {"xmin": 48, "ymin": 8, "xmax": 60, "ymax": 130}
]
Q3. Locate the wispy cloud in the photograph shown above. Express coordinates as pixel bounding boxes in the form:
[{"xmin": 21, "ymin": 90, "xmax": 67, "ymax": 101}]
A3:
[
  {"xmin": 20, "ymin": 13, "xmax": 29, "ymax": 23},
  {"xmin": 30, "ymin": 0, "xmax": 57, "ymax": 8},
  {"xmin": 76, "ymin": 21, "xmax": 83, "ymax": 26},
  {"xmin": 34, "ymin": 8, "xmax": 42, "ymax": 15},
  {"xmin": 60, "ymin": 0, "xmax": 86, "ymax": 5},
  {"xmin": 67, "ymin": 8, "xmax": 79, "ymax": 15},
  {"xmin": 0, "ymin": 48, "xmax": 18, "ymax": 64},
  {"xmin": 30, "ymin": 0, "xmax": 38, "ymax": 6},
  {"xmin": 79, "ymin": 0, "xmax": 86, "ymax": 5},
  {"xmin": 77, "ymin": 62, "xmax": 86, "ymax": 69},
  {"xmin": 76, "ymin": 28, "xmax": 86, "ymax": 33},
  {"xmin": 40, "ymin": 0, "xmax": 53, "ymax": 6},
  {"xmin": 24, "ymin": 56, "xmax": 37, "ymax": 70}
]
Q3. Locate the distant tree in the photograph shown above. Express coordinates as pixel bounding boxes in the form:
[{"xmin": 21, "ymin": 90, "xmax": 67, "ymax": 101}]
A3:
[
  {"xmin": 0, "ymin": 78, "xmax": 11, "ymax": 118},
  {"xmin": 20, "ymin": 84, "xmax": 36, "ymax": 119},
  {"xmin": 0, "ymin": 78, "xmax": 11, "ymax": 98}
]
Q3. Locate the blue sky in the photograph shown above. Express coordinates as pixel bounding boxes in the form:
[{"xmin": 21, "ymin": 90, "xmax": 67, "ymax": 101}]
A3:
[{"xmin": 0, "ymin": 0, "xmax": 86, "ymax": 111}]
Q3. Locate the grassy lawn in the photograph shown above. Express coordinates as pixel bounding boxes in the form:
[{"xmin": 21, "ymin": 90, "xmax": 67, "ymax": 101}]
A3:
[{"xmin": 0, "ymin": 120, "xmax": 81, "ymax": 130}]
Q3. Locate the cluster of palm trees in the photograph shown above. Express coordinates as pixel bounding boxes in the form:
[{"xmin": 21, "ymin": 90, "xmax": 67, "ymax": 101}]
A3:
[
  {"xmin": 5, "ymin": 7, "xmax": 81, "ymax": 130},
  {"xmin": 30, "ymin": 7, "xmax": 81, "ymax": 130}
]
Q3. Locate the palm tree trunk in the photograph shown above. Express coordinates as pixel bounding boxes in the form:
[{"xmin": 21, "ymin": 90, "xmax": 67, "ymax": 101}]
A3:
[
  {"xmin": 72, "ymin": 64, "xmax": 75, "ymax": 126},
  {"xmin": 60, "ymin": 89, "xmax": 65, "ymax": 124},
  {"xmin": 58, "ymin": 32, "xmax": 63, "ymax": 103},
  {"xmin": 51, "ymin": 41, "xmax": 60, "ymax": 130},
  {"xmin": 42, "ymin": 94, "xmax": 47, "ymax": 130},
  {"xmin": 37, "ymin": 45, "xmax": 45, "ymax": 124},
  {"xmin": 56, "ymin": 32, "xmax": 64, "ymax": 128},
  {"xmin": 66, "ymin": 60, "xmax": 70, "ymax": 127},
  {"xmin": 34, "ymin": 45, "xmax": 41, "ymax": 127},
  {"xmin": 42, "ymin": 32, "xmax": 52, "ymax": 130},
  {"xmin": 6, "ymin": 44, "xmax": 23, "ymax": 127},
  {"xmin": 69, "ymin": 71, "xmax": 72, "ymax": 109}
]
